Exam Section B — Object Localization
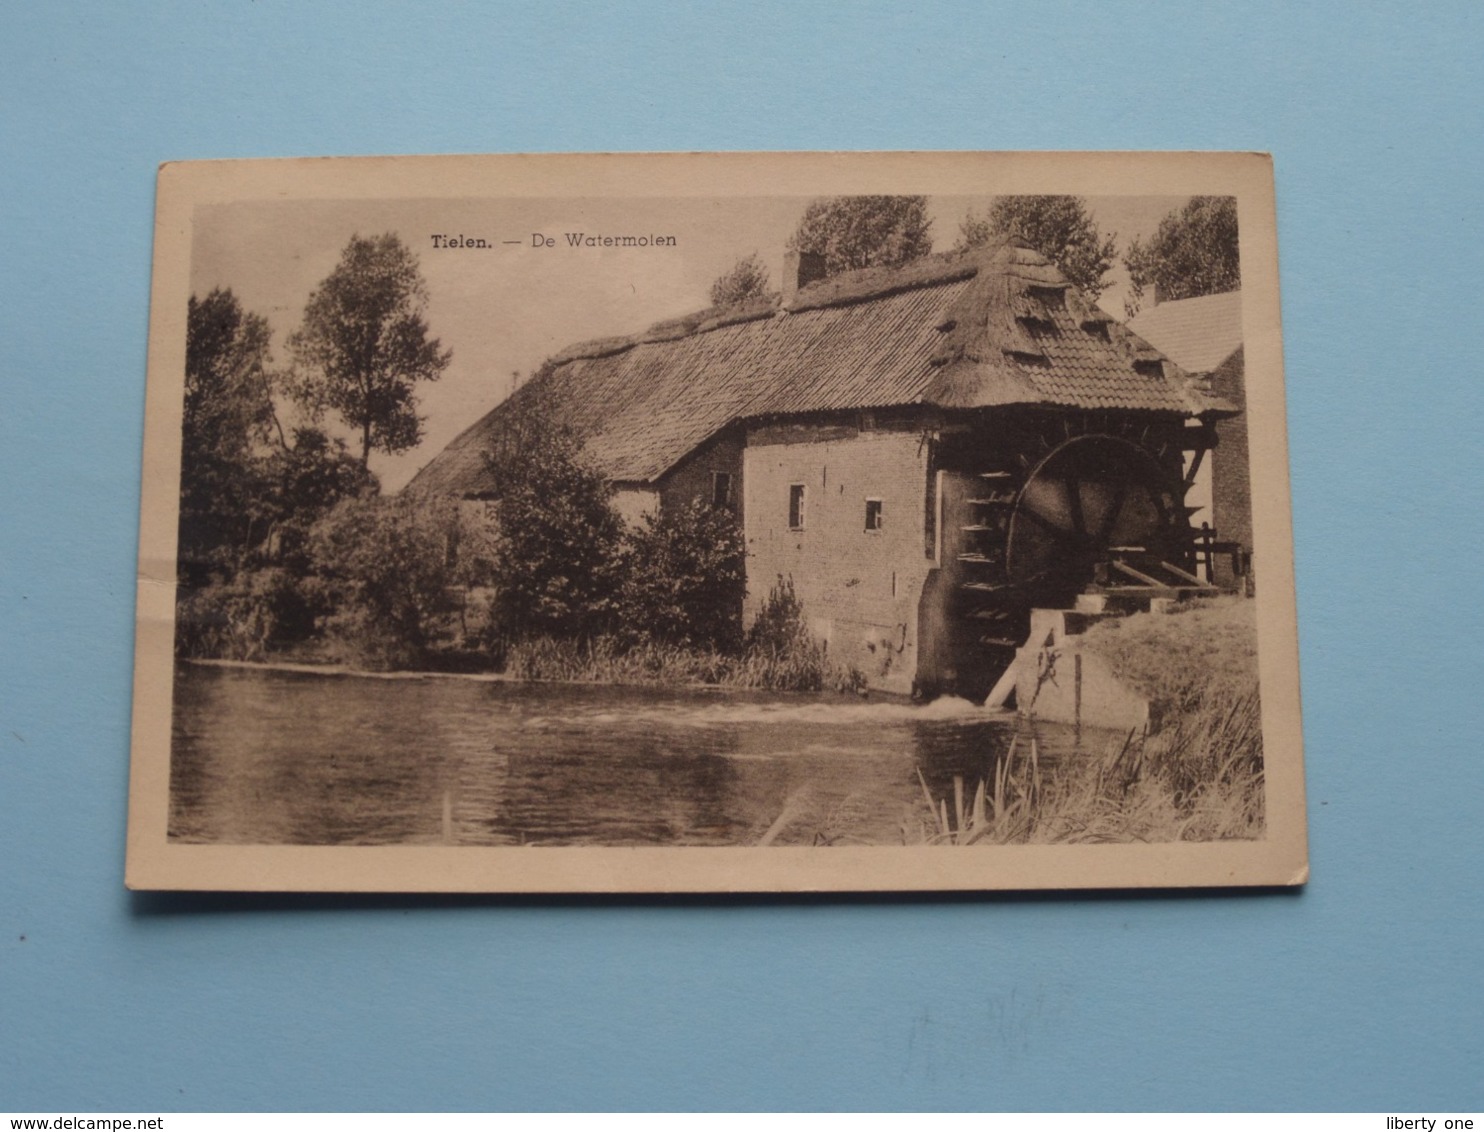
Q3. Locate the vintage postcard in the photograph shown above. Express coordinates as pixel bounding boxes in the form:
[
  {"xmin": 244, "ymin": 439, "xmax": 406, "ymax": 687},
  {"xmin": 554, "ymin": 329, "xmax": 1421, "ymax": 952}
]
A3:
[{"xmin": 126, "ymin": 151, "xmax": 1307, "ymax": 892}]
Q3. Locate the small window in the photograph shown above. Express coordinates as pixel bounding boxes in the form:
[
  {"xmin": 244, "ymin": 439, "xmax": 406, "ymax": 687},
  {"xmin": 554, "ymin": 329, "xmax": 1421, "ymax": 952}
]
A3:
[
  {"xmin": 711, "ymin": 471, "xmax": 734, "ymax": 509},
  {"xmin": 788, "ymin": 484, "xmax": 806, "ymax": 530},
  {"xmin": 864, "ymin": 498, "xmax": 884, "ymax": 531}
]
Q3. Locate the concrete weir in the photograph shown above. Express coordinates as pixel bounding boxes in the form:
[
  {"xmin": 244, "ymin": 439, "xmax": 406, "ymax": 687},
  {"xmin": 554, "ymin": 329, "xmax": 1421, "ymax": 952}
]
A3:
[{"xmin": 986, "ymin": 601, "xmax": 1152, "ymax": 731}]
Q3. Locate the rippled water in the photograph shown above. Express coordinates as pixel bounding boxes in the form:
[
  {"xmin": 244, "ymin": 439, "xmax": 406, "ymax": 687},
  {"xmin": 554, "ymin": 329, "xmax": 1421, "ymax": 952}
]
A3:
[{"xmin": 170, "ymin": 663, "xmax": 1116, "ymax": 847}]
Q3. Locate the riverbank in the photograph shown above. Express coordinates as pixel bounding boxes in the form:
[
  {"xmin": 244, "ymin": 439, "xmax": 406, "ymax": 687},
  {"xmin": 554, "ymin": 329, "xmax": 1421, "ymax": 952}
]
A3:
[
  {"xmin": 181, "ymin": 643, "xmax": 875, "ymax": 698},
  {"xmin": 904, "ymin": 598, "xmax": 1265, "ymax": 845},
  {"xmin": 1078, "ymin": 596, "xmax": 1260, "ymax": 724},
  {"xmin": 1030, "ymin": 598, "xmax": 1264, "ymax": 842},
  {"xmin": 186, "ymin": 657, "xmax": 520, "ymax": 683},
  {"xmin": 180, "ymin": 588, "xmax": 871, "ymax": 694}
]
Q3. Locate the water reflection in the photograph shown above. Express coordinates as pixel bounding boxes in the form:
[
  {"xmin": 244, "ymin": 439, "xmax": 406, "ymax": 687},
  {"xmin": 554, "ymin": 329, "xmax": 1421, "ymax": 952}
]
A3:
[{"xmin": 170, "ymin": 664, "xmax": 1114, "ymax": 847}]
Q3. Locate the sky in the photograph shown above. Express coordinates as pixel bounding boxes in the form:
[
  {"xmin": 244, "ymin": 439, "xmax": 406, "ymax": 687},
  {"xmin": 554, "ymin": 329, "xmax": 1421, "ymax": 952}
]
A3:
[{"xmin": 191, "ymin": 194, "xmax": 1190, "ymax": 491}]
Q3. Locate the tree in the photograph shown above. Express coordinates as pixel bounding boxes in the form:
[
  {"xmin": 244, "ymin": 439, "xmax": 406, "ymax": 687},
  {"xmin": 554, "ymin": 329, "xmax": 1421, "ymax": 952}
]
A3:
[
  {"xmin": 256, "ymin": 427, "xmax": 379, "ymax": 572},
  {"xmin": 482, "ymin": 405, "xmax": 627, "ymax": 641},
  {"xmin": 1123, "ymin": 196, "xmax": 1240, "ymax": 316},
  {"xmin": 787, "ymin": 196, "xmax": 933, "ymax": 279},
  {"xmin": 708, "ymin": 252, "xmax": 773, "ymax": 307},
  {"xmin": 177, "ymin": 291, "xmax": 395, "ymax": 658},
  {"xmin": 618, "ymin": 499, "xmax": 746, "ymax": 652},
  {"xmin": 180, "ymin": 288, "xmax": 278, "ymax": 578},
  {"xmin": 307, "ymin": 494, "xmax": 465, "ymax": 668},
  {"xmin": 957, "ymin": 196, "xmax": 1118, "ymax": 300},
  {"xmin": 288, "ymin": 233, "xmax": 451, "ymax": 467}
]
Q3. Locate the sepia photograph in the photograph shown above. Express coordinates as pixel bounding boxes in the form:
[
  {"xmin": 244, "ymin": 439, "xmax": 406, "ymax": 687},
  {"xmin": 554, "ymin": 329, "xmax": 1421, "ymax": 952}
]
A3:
[{"xmin": 126, "ymin": 151, "xmax": 1306, "ymax": 891}]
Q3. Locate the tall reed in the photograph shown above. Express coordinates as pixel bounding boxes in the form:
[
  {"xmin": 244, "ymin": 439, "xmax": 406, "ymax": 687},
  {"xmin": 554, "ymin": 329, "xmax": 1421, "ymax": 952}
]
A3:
[
  {"xmin": 498, "ymin": 632, "xmax": 865, "ymax": 694},
  {"xmin": 912, "ymin": 679, "xmax": 1264, "ymax": 845}
]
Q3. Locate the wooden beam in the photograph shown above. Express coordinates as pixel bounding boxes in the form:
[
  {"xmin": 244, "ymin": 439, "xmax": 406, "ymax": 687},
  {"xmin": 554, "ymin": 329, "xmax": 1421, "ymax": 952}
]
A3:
[
  {"xmin": 1183, "ymin": 444, "xmax": 1208, "ymax": 490},
  {"xmin": 1102, "ymin": 585, "xmax": 1184, "ymax": 599},
  {"xmin": 1111, "ymin": 559, "xmax": 1166, "ymax": 588},
  {"xmin": 1153, "ymin": 559, "xmax": 1212, "ymax": 587}
]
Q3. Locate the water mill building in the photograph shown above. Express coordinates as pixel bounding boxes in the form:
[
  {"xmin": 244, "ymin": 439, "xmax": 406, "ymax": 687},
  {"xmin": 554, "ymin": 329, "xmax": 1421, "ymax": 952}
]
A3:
[{"xmin": 408, "ymin": 239, "xmax": 1243, "ymax": 699}]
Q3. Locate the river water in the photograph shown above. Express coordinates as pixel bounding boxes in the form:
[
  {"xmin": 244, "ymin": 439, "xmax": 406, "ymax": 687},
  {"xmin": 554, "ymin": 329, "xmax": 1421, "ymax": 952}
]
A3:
[{"xmin": 170, "ymin": 663, "xmax": 1117, "ymax": 847}]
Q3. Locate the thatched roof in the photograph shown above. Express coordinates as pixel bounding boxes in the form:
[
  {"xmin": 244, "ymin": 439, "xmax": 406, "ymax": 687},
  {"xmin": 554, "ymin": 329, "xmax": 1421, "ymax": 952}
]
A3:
[{"xmin": 408, "ymin": 239, "xmax": 1219, "ymax": 496}]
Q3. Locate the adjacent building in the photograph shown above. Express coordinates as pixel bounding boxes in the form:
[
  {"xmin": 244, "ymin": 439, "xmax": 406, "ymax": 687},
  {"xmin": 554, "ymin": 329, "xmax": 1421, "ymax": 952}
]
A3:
[{"xmin": 1126, "ymin": 290, "xmax": 1250, "ymax": 589}]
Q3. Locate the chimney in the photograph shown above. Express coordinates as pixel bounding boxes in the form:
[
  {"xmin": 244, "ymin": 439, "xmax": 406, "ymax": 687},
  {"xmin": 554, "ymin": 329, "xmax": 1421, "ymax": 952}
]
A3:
[{"xmin": 781, "ymin": 248, "xmax": 828, "ymax": 307}]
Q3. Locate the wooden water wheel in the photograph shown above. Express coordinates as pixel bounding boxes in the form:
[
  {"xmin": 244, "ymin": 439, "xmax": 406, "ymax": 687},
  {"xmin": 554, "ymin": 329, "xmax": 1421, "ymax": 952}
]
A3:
[{"xmin": 953, "ymin": 433, "xmax": 1214, "ymax": 663}]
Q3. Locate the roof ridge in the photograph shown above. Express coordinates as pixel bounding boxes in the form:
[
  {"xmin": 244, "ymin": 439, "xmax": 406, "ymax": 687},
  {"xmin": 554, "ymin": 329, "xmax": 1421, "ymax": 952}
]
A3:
[
  {"xmin": 406, "ymin": 237, "xmax": 1224, "ymax": 497},
  {"xmin": 546, "ymin": 242, "xmax": 1045, "ymax": 366}
]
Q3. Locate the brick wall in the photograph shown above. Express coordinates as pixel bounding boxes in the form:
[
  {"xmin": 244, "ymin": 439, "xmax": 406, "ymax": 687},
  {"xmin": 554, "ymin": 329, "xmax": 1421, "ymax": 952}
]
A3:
[
  {"xmin": 655, "ymin": 431, "xmax": 745, "ymax": 523},
  {"xmin": 1208, "ymin": 347, "xmax": 1253, "ymax": 588},
  {"xmin": 611, "ymin": 432, "xmax": 745, "ymax": 530},
  {"xmin": 743, "ymin": 418, "xmax": 933, "ymax": 695}
]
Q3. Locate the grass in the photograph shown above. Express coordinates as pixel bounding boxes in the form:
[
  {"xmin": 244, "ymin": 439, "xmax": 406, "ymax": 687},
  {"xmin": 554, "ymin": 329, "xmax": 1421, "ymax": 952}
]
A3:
[
  {"xmin": 912, "ymin": 692, "xmax": 1263, "ymax": 846},
  {"xmin": 1027, "ymin": 680, "xmax": 1263, "ymax": 843},
  {"xmin": 499, "ymin": 633, "xmax": 867, "ymax": 695},
  {"xmin": 911, "ymin": 598, "xmax": 1266, "ymax": 844},
  {"xmin": 1078, "ymin": 595, "xmax": 1258, "ymax": 720}
]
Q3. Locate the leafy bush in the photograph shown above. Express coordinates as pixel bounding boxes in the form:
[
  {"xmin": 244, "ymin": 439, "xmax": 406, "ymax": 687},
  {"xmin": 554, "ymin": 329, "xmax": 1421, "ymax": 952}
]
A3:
[
  {"xmin": 174, "ymin": 568, "xmax": 314, "ymax": 661},
  {"xmin": 491, "ymin": 576, "xmax": 867, "ymax": 694},
  {"xmin": 708, "ymin": 253, "xmax": 773, "ymax": 307},
  {"xmin": 307, "ymin": 495, "xmax": 466, "ymax": 668},
  {"xmin": 742, "ymin": 576, "xmax": 864, "ymax": 693},
  {"xmin": 744, "ymin": 575, "xmax": 814, "ymax": 655},
  {"xmin": 618, "ymin": 500, "xmax": 745, "ymax": 652}
]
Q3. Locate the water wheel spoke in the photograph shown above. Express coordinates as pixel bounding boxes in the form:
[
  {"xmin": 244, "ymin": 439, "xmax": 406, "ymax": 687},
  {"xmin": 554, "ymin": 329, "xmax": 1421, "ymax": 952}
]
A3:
[
  {"xmin": 1064, "ymin": 476, "xmax": 1088, "ymax": 541},
  {"xmin": 1096, "ymin": 480, "xmax": 1130, "ymax": 545},
  {"xmin": 1013, "ymin": 567, "xmax": 1061, "ymax": 593},
  {"xmin": 1001, "ymin": 435, "xmax": 1194, "ymax": 646},
  {"xmin": 1016, "ymin": 504, "xmax": 1078, "ymax": 542}
]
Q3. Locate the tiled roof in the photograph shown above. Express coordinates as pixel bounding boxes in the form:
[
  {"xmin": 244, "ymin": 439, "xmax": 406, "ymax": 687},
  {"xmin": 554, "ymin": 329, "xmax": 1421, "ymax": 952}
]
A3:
[
  {"xmin": 1125, "ymin": 290, "xmax": 1243, "ymax": 374},
  {"xmin": 409, "ymin": 242, "xmax": 1216, "ymax": 494}
]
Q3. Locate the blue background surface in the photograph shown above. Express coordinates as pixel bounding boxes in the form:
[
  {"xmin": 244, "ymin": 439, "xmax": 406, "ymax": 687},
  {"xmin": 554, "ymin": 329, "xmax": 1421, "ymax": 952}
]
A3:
[{"xmin": 3, "ymin": 1, "xmax": 1481, "ymax": 1112}]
